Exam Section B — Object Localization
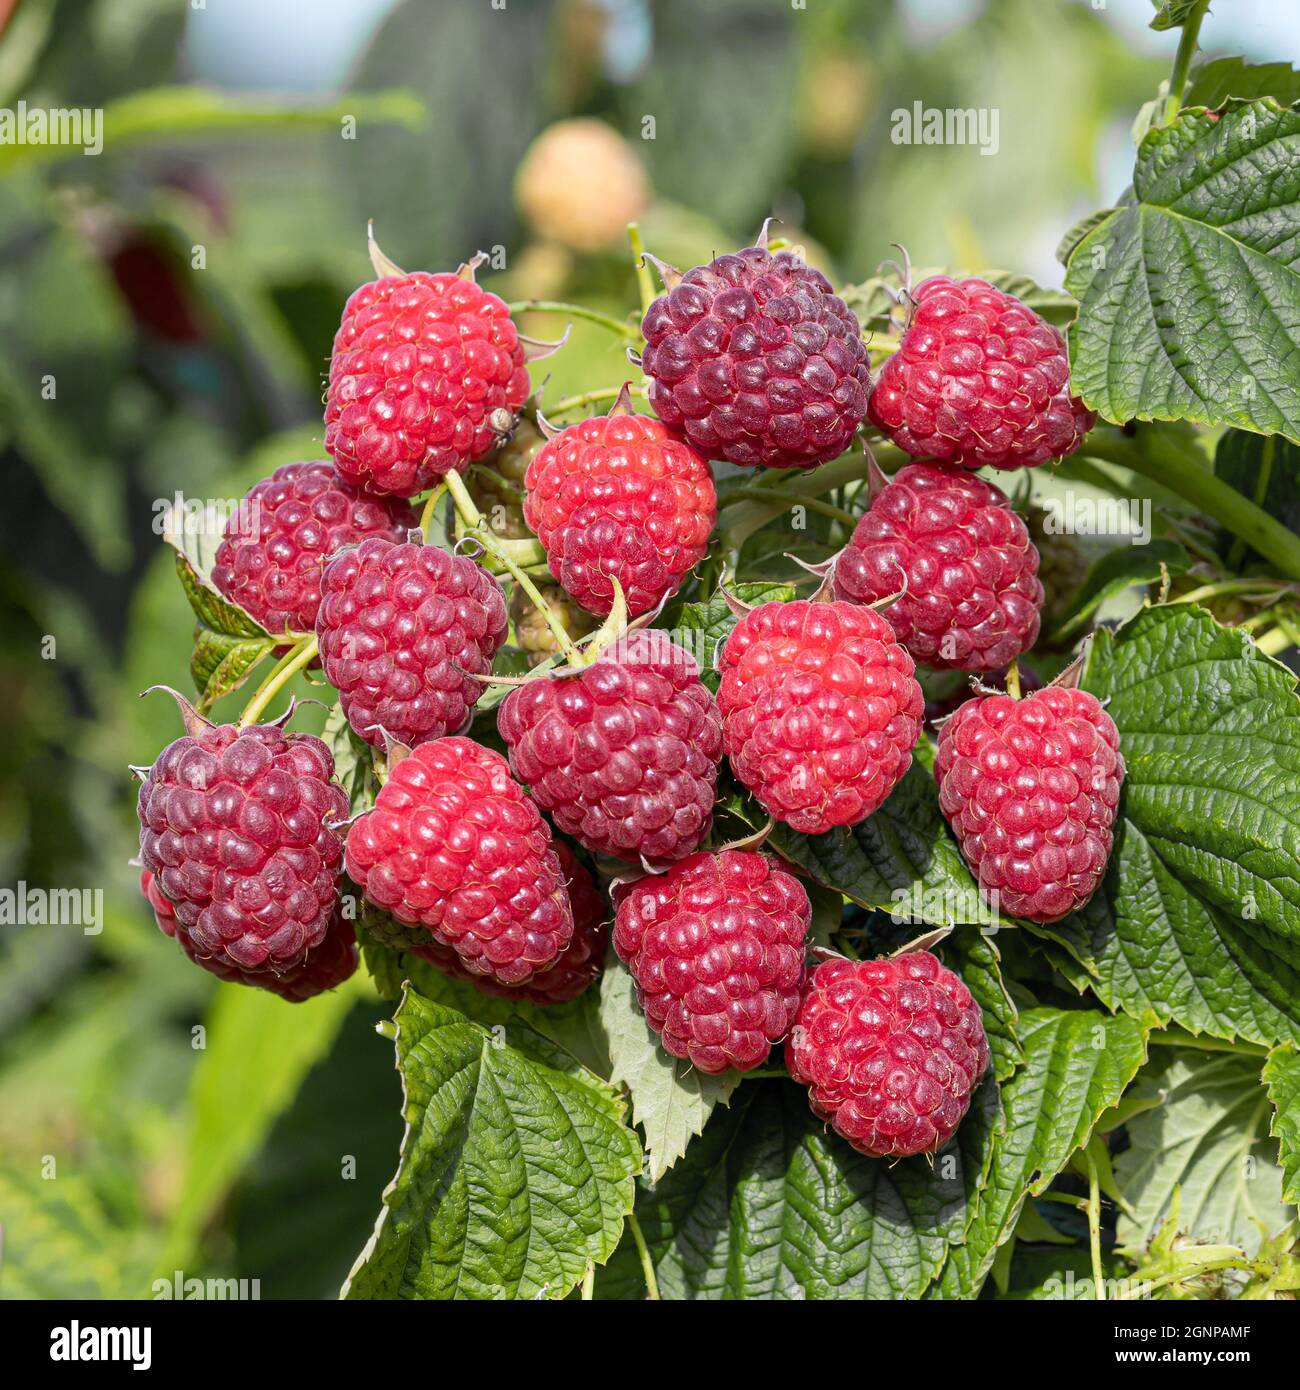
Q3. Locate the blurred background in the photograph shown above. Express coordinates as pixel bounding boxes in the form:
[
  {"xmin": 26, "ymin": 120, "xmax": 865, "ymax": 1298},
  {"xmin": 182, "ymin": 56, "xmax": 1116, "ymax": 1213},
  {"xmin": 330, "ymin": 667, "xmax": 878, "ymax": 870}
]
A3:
[{"xmin": 0, "ymin": 0, "xmax": 1294, "ymax": 1299}]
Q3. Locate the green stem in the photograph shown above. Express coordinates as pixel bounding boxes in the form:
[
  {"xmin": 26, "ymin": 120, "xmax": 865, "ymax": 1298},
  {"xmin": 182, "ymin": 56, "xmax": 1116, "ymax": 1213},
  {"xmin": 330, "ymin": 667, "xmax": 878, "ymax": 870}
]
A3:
[
  {"xmin": 628, "ymin": 222, "xmax": 654, "ymax": 321},
  {"xmin": 506, "ymin": 299, "xmax": 640, "ymax": 343},
  {"xmin": 238, "ymin": 633, "xmax": 318, "ymax": 727},
  {"xmin": 1005, "ymin": 660, "xmax": 1022, "ymax": 701},
  {"xmin": 444, "ymin": 471, "xmax": 583, "ymax": 667},
  {"xmin": 1082, "ymin": 430, "xmax": 1300, "ymax": 583},
  {"xmin": 626, "ymin": 1214, "xmax": 660, "ymax": 1301},
  {"xmin": 1171, "ymin": 578, "xmax": 1287, "ymax": 607},
  {"xmin": 726, "ymin": 487, "xmax": 858, "ymax": 528},
  {"xmin": 418, "ymin": 481, "xmax": 447, "ymax": 536},
  {"xmin": 1256, "ymin": 626, "xmax": 1293, "ymax": 656},
  {"xmin": 1163, "ymin": 0, "xmax": 1211, "ymax": 125},
  {"xmin": 581, "ymin": 1260, "xmax": 595, "ymax": 1300},
  {"xmin": 1085, "ymin": 1145, "xmax": 1105, "ymax": 1301},
  {"xmin": 1147, "ymin": 1026, "xmax": 1267, "ymax": 1057},
  {"xmin": 549, "ymin": 385, "xmax": 647, "ymax": 417},
  {"xmin": 1226, "ymin": 436, "xmax": 1274, "ymax": 572}
]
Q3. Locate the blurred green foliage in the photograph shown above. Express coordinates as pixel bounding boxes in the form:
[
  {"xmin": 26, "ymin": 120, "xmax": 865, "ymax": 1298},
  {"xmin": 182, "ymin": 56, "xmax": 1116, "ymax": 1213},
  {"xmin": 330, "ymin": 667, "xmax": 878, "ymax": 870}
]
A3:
[{"xmin": 0, "ymin": 0, "xmax": 1168, "ymax": 1298}]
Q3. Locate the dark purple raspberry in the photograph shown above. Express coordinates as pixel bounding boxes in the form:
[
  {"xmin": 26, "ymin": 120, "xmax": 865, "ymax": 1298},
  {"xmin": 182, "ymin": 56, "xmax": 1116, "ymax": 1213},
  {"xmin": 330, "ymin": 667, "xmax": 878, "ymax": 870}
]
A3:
[
  {"xmin": 522, "ymin": 402, "xmax": 716, "ymax": 618},
  {"xmin": 136, "ymin": 718, "xmax": 348, "ymax": 973},
  {"xmin": 934, "ymin": 686, "xmax": 1125, "ymax": 922},
  {"xmin": 868, "ymin": 276, "xmax": 1095, "ymax": 471},
  {"xmin": 316, "ymin": 537, "xmax": 508, "ymax": 749},
  {"xmin": 345, "ymin": 737, "xmax": 573, "ymax": 986},
  {"xmin": 497, "ymin": 630, "xmax": 722, "ymax": 864},
  {"xmin": 717, "ymin": 599, "xmax": 924, "ymax": 834},
  {"xmin": 211, "ymin": 461, "xmax": 417, "ymax": 638},
  {"xmin": 324, "ymin": 267, "xmax": 530, "ymax": 498},
  {"xmin": 405, "ymin": 843, "xmax": 610, "ymax": 1006},
  {"xmin": 833, "ymin": 462, "xmax": 1044, "ymax": 671},
  {"xmin": 640, "ymin": 243, "xmax": 871, "ymax": 469},
  {"xmin": 786, "ymin": 952, "xmax": 989, "ymax": 1158},
  {"xmin": 612, "ymin": 849, "xmax": 810, "ymax": 1074}
]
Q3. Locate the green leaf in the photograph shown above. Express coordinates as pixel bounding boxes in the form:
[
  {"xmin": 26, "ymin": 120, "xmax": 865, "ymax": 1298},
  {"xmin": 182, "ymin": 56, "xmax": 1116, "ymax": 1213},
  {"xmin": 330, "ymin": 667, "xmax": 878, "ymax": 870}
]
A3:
[
  {"xmin": 322, "ymin": 702, "xmax": 378, "ymax": 817},
  {"xmin": 1065, "ymin": 100, "xmax": 1300, "ymax": 443},
  {"xmin": 1149, "ymin": 0, "xmax": 1204, "ymax": 31},
  {"xmin": 1049, "ymin": 539, "xmax": 1189, "ymax": 643},
  {"xmin": 1186, "ymin": 57, "xmax": 1300, "ymax": 109},
  {"xmin": 631, "ymin": 1081, "xmax": 984, "ymax": 1300},
  {"xmin": 158, "ymin": 981, "xmax": 355, "ymax": 1272},
  {"xmin": 1263, "ymin": 1044, "xmax": 1300, "ymax": 1204},
  {"xmin": 342, "ymin": 987, "xmax": 640, "ymax": 1300},
  {"xmin": 939, "ymin": 929, "xmax": 1022, "ymax": 1082},
  {"xmin": 599, "ymin": 956, "xmax": 740, "ymax": 1183},
  {"xmin": 1056, "ymin": 209, "xmax": 1122, "ymax": 268},
  {"xmin": 931, "ymin": 1009, "xmax": 1148, "ymax": 1298},
  {"xmin": 1115, "ymin": 1049, "xmax": 1292, "ymax": 1256},
  {"xmin": 1050, "ymin": 605, "xmax": 1300, "ymax": 1048},
  {"xmin": 771, "ymin": 761, "xmax": 990, "ymax": 928}
]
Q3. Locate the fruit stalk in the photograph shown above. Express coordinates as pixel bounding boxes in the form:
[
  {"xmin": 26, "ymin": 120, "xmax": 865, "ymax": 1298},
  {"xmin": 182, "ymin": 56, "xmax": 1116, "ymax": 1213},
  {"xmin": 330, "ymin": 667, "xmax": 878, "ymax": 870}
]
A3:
[
  {"xmin": 507, "ymin": 299, "xmax": 640, "ymax": 343},
  {"xmin": 238, "ymin": 632, "xmax": 319, "ymax": 726},
  {"xmin": 1163, "ymin": 0, "xmax": 1211, "ymax": 124}
]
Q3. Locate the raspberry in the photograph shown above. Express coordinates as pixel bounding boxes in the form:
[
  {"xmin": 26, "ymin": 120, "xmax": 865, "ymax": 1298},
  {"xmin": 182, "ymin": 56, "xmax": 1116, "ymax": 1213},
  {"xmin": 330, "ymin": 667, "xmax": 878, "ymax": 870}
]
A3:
[
  {"xmin": 717, "ymin": 599, "xmax": 923, "ymax": 834},
  {"xmin": 612, "ymin": 850, "xmax": 810, "ymax": 1073},
  {"xmin": 316, "ymin": 538, "xmax": 508, "ymax": 749},
  {"xmin": 785, "ymin": 952, "xmax": 989, "ymax": 1158},
  {"xmin": 640, "ymin": 240, "xmax": 871, "ymax": 469},
  {"xmin": 400, "ymin": 844, "xmax": 610, "ymax": 1006},
  {"xmin": 510, "ymin": 583, "xmax": 599, "ymax": 667},
  {"xmin": 934, "ymin": 686, "xmax": 1125, "ymax": 922},
  {"xmin": 324, "ymin": 260, "xmax": 530, "ymax": 497},
  {"xmin": 868, "ymin": 276, "xmax": 1094, "ymax": 471},
  {"xmin": 211, "ymin": 461, "xmax": 417, "ymax": 637},
  {"xmin": 522, "ymin": 398, "xmax": 716, "ymax": 617},
  {"xmin": 142, "ymin": 870, "xmax": 358, "ymax": 1001},
  {"xmin": 345, "ymin": 737, "xmax": 573, "ymax": 985},
  {"xmin": 1026, "ymin": 503, "xmax": 1090, "ymax": 642},
  {"xmin": 136, "ymin": 714, "xmax": 348, "ymax": 973},
  {"xmin": 515, "ymin": 119, "xmax": 649, "ymax": 252},
  {"xmin": 470, "ymin": 418, "xmax": 545, "ymax": 541},
  {"xmin": 498, "ymin": 630, "xmax": 723, "ymax": 863},
  {"xmin": 833, "ymin": 462, "xmax": 1043, "ymax": 671}
]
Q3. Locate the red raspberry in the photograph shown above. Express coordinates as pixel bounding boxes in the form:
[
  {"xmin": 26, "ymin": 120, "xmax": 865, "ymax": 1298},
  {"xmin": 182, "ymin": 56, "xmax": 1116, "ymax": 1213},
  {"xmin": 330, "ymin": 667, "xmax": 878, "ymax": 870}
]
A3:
[
  {"xmin": 717, "ymin": 600, "xmax": 923, "ymax": 834},
  {"xmin": 497, "ymin": 630, "xmax": 722, "ymax": 863},
  {"xmin": 404, "ymin": 844, "xmax": 610, "ymax": 1006},
  {"xmin": 142, "ymin": 870, "xmax": 358, "ymax": 1001},
  {"xmin": 316, "ymin": 538, "xmax": 507, "ymax": 749},
  {"xmin": 136, "ymin": 720, "xmax": 348, "ymax": 972},
  {"xmin": 868, "ymin": 276, "xmax": 1095, "ymax": 471},
  {"xmin": 641, "ymin": 244, "xmax": 871, "ymax": 469},
  {"xmin": 786, "ymin": 952, "xmax": 989, "ymax": 1158},
  {"xmin": 612, "ymin": 850, "xmax": 810, "ymax": 1074},
  {"xmin": 833, "ymin": 462, "xmax": 1043, "ymax": 671},
  {"xmin": 345, "ymin": 737, "xmax": 573, "ymax": 985},
  {"xmin": 324, "ymin": 269, "xmax": 530, "ymax": 497},
  {"xmin": 934, "ymin": 686, "xmax": 1125, "ymax": 922},
  {"xmin": 211, "ymin": 462, "xmax": 417, "ymax": 638},
  {"xmin": 522, "ymin": 403, "xmax": 716, "ymax": 617}
]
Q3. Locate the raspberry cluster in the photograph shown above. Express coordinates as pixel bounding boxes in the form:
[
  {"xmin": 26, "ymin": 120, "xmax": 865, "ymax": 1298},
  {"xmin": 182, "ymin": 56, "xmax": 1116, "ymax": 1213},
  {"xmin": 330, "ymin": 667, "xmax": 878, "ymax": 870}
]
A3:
[
  {"xmin": 934, "ymin": 686, "xmax": 1125, "ymax": 922},
  {"xmin": 834, "ymin": 462, "xmax": 1044, "ymax": 671},
  {"xmin": 786, "ymin": 952, "xmax": 990, "ymax": 1158},
  {"xmin": 641, "ymin": 245, "xmax": 871, "ymax": 469},
  {"xmin": 717, "ymin": 599, "xmax": 924, "ymax": 833},
  {"xmin": 498, "ymin": 629, "xmax": 722, "ymax": 863},
  {"xmin": 613, "ymin": 850, "xmax": 810, "ymax": 1073}
]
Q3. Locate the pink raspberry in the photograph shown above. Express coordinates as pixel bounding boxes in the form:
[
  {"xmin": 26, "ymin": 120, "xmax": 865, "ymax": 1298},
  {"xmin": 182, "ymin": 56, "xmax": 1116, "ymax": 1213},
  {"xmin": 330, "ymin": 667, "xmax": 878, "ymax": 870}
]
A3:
[
  {"xmin": 717, "ymin": 599, "xmax": 923, "ymax": 833},
  {"xmin": 345, "ymin": 737, "xmax": 573, "ymax": 986},
  {"xmin": 324, "ymin": 268, "xmax": 530, "ymax": 497},
  {"xmin": 640, "ymin": 244, "xmax": 871, "ymax": 469},
  {"xmin": 868, "ymin": 276, "xmax": 1095, "ymax": 471},
  {"xmin": 211, "ymin": 461, "xmax": 417, "ymax": 638},
  {"xmin": 522, "ymin": 402, "xmax": 716, "ymax": 617},
  {"xmin": 612, "ymin": 850, "xmax": 810, "ymax": 1074},
  {"xmin": 786, "ymin": 952, "xmax": 990, "ymax": 1158},
  {"xmin": 136, "ymin": 717, "xmax": 348, "ymax": 973},
  {"xmin": 497, "ymin": 630, "xmax": 722, "ymax": 863},
  {"xmin": 833, "ymin": 462, "xmax": 1043, "ymax": 671},
  {"xmin": 934, "ymin": 686, "xmax": 1125, "ymax": 922},
  {"xmin": 142, "ymin": 870, "xmax": 358, "ymax": 1001},
  {"xmin": 403, "ymin": 844, "xmax": 610, "ymax": 1006},
  {"xmin": 316, "ymin": 537, "xmax": 507, "ymax": 749}
]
